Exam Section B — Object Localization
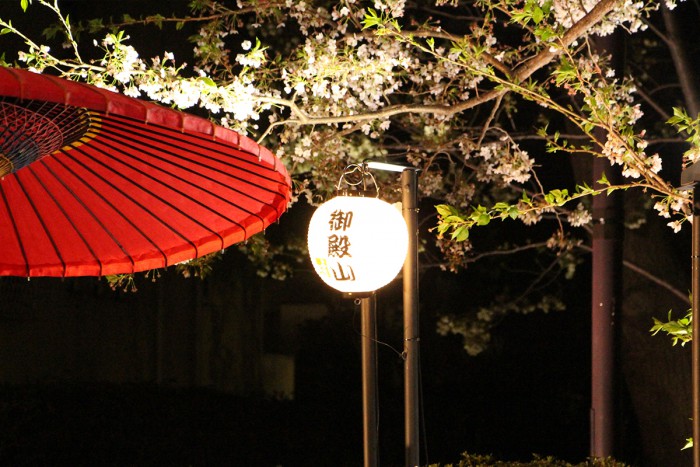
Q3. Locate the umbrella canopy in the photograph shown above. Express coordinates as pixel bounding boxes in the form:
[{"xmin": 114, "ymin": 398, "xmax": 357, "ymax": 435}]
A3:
[{"xmin": 0, "ymin": 67, "xmax": 291, "ymax": 277}]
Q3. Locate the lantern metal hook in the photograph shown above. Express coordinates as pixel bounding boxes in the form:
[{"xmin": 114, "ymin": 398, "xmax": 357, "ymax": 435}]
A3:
[{"xmin": 336, "ymin": 163, "xmax": 379, "ymax": 197}]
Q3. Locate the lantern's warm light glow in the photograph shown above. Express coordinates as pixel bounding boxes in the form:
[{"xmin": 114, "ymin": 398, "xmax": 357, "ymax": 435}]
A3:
[{"xmin": 308, "ymin": 195, "xmax": 408, "ymax": 294}]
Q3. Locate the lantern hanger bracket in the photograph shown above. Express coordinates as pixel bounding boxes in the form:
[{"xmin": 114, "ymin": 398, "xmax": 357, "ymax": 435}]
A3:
[{"xmin": 336, "ymin": 163, "xmax": 379, "ymax": 197}]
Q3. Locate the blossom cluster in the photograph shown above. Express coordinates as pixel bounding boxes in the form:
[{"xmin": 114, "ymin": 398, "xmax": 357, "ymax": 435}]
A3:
[
  {"xmin": 281, "ymin": 32, "xmax": 411, "ymax": 118},
  {"xmin": 545, "ymin": 0, "xmax": 648, "ymax": 36},
  {"xmin": 437, "ymin": 294, "xmax": 566, "ymax": 355},
  {"xmin": 473, "ymin": 140, "xmax": 534, "ymax": 185},
  {"xmin": 88, "ymin": 32, "xmax": 268, "ymax": 133}
]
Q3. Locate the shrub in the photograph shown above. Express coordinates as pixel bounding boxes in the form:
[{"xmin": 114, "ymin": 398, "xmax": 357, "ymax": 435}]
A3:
[{"xmin": 432, "ymin": 452, "xmax": 630, "ymax": 467}]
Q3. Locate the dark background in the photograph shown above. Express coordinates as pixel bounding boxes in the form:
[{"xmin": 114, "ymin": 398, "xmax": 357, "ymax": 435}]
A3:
[{"xmin": 0, "ymin": 1, "xmax": 695, "ymax": 465}]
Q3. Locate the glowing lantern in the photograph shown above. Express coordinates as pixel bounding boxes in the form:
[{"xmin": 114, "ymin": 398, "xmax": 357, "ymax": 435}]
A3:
[{"xmin": 308, "ymin": 195, "xmax": 409, "ymax": 295}]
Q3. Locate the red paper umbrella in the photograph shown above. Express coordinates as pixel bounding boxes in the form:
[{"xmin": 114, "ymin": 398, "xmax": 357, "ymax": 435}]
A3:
[{"xmin": 0, "ymin": 67, "xmax": 292, "ymax": 277}]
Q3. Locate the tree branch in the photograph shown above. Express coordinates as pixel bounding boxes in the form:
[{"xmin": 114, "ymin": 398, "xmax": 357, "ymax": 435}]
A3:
[
  {"xmin": 577, "ymin": 244, "xmax": 688, "ymax": 302},
  {"xmin": 661, "ymin": 4, "xmax": 700, "ymax": 117},
  {"xmin": 259, "ymin": 0, "xmax": 621, "ymax": 127}
]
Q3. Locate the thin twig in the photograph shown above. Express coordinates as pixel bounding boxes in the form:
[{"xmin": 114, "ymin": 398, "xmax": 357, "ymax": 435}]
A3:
[{"xmin": 577, "ymin": 243, "xmax": 688, "ymax": 302}]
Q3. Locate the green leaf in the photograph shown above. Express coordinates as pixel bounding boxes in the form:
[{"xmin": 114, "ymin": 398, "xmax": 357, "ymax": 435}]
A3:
[
  {"xmin": 531, "ymin": 6, "xmax": 543, "ymax": 24},
  {"xmin": 476, "ymin": 213, "xmax": 491, "ymax": 226},
  {"xmin": 507, "ymin": 205, "xmax": 520, "ymax": 219},
  {"xmin": 536, "ymin": 28, "xmax": 556, "ymax": 42},
  {"xmin": 650, "ymin": 309, "xmax": 693, "ymax": 346},
  {"xmin": 451, "ymin": 225, "xmax": 469, "ymax": 242},
  {"xmin": 361, "ymin": 8, "xmax": 381, "ymax": 30},
  {"xmin": 541, "ymin": 0, "xmax": 553, "ymax": 14},
  {"xmin": 20, "ymin": 0, "xmax": 29, "ymax": 12},
  {"xmin": 87, "ymin": 18, "xmax": 104, "ymax": 33},
  {"xmin": 443, "ymin": 215, "xmax": 463, "ymax": 224},
  {"xmin": 671, "ymin": 107, "xmax": 689, "ymax": 122},
  {"xmin": 198, "ymin": 76, "xmax": 216, "ymax": 87},
  {"xmin": 435, "ymin": 204, "xmax": 459, "ymax": 218}
]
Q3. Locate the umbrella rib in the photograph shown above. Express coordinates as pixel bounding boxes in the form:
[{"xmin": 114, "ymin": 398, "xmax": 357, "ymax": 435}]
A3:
[
  {"xmin": 53, "ymin": 150, "xmax": 167, "ymax": 268},
  {"xmin": 13, "ymin": 169, "xmax": 67, "ymax": 275},
  {"xmin": 105, "ymin": 114, "xmax": 286, "ymax": 185},
  {"xmin": 87, "ymin": 132, "xmax": 269, "ymax": 229},
  {"xmin": 0, "ymin": 183, "xmax": 30, "ymax": 276},
  {"xmin": 0, "ymin": 112, "xmax": 38, "ymax": 161},
  {"xmin": 66, "ymin": 143, "xmax": 220, "ymax": 258},
  {"xmin": 32, "ymin": 160, "xmax": 106, "ymax": 275},
  {"xmin": 97, "ymin": 120, "xmax": 290, "ymax": 222},
  {"xmin": 98, "ymin": 118, "xmax": 288, "ymax": 200},
  {"xmin": 41, "ymin": 157, "xmax": 137, "ymax": 272},
  {"xmin": 72, "ymin": 138, "xmax": 248, "ymax": 242}
]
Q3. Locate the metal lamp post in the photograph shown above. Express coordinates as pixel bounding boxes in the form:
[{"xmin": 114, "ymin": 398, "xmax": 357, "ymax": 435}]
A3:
[
  {"xmin": 361, "ymin": 293, "xmax": 379, "ymax": 467},
  {"xmin": 680, "ymin": 162, "xmax": 700, "ymax": 467},
  {"xmin": 403, "ymin": 168, "xmax": 420, "ymax": 467},
  {"xmin": 367, "ymin": 162, "xmax": 421, "ymax": 467}
]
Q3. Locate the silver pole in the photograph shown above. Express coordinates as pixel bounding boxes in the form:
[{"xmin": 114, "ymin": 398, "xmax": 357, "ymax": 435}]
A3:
[
  {"xmin": 402, "ymin": 168, "xmax": 420, "ymax": 467},
  {"xmin": 361, "ymin": 294, "xmax": 379, "ymax": 467}
]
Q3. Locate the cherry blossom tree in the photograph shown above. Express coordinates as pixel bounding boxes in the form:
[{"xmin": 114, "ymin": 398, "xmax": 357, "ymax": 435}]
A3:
[{"xmin": 1, "ymin": 0, "xmax": 696, "ymax": 354}]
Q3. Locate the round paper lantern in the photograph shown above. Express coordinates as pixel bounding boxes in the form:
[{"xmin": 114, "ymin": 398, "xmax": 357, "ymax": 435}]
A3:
[{"xmin": 308, "ymin": 195, "xmax": 409, "ymax": 294}]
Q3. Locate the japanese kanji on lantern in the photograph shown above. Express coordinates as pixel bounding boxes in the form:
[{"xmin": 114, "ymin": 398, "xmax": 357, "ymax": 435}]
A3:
[{"xmin": 307, "ymin": 195, "xmax": 409, "ymax": 295}]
